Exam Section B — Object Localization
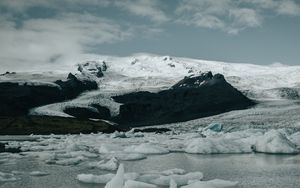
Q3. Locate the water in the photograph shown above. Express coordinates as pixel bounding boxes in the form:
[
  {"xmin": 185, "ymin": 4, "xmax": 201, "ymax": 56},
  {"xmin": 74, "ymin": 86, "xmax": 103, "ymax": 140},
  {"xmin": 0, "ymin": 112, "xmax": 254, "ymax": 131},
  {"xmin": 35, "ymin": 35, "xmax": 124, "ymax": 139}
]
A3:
[{"xmin": 1, "ymin": 153, "xmax": 300, "ymax": 188}]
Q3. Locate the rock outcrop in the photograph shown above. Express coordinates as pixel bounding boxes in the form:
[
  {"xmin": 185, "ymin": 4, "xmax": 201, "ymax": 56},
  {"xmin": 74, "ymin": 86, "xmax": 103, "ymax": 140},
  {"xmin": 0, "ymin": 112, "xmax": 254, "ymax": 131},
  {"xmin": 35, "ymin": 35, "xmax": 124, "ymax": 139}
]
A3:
[
  {"xmin": 54, "ymin": 73, "xmax": 98, "ymax": 99},
  {"xmin": 113, "ymin": 72, "xmax": 255, "ymax": 127},
  {"xmin": 0, "ymin": 82, "xmax": 62, "ymax": 116},
  {"xmin": 63, "ymin": 105, "xmax": 111, "ymax": 120},
  {"xmin": 0, "ymin": 116, "xmax": 119, "ymax": 135},
  {"xmin": 0, "ymin": 73, "xmax": 98, "ymax": 116},
  {"xmin": 77, "ymin": 61, "xmax": 107, "ymax": 78}
]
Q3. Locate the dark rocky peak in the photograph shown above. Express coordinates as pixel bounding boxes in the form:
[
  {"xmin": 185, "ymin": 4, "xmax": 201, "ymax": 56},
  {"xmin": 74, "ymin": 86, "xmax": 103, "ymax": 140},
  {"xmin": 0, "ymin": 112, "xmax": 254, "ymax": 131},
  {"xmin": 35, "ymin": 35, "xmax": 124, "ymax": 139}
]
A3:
[
  {"xmin": 0, "ymin": 71, "xmax": 16, "ymax": 76},
  {"xmin": 131, "ymin": 58, "xmax": 139, "ymax": 65},
  {"xmin": 172, "ymin": 71, "xmax": 225, "ymax": 89},
  {"xmin": 113, "ymin": 71, "xmax": 255, "ymax": 127},
  {"xmin": 78, "ymin": 61, "xmax": 107, "ymax": 78},
  {"xmin": 163, "ymin": 56, "xmax": 173, "ymax": 61},
  {"xmin": 55, "ymin": 73, "xmax": 98, "ymax": 99}
]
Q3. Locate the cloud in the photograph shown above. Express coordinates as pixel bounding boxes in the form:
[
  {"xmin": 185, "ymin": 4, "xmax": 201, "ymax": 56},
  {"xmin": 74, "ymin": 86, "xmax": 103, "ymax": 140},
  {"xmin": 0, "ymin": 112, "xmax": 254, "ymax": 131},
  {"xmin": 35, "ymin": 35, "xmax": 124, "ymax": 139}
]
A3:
[
  {"xmin": 175, "ymin": 0, "xmax": 300, "ymax": 34},
  {"xmin": 0, "ymin": 0, "xmax": 169, "ymax": 23},
  {"xmin": 0, "ymin": 0, "xmax": 110, "ymax": 13},
  {"xmin": 277, "ymin": 0, "xmax": 300, "ymax": 16},
  {"xmin": 0, "ymin": 13, "xmax": 132, "ymax": 71},
  {"xmin": 0, "ymin": 0, "xmax": 167, "ymax": 71},
  {"xmin": 241, "ymin": 0, "xmax": 300, "ymax": 16},
  {"xmin": 114, "ymin": 0, "xmax": 169, "ymax": 23}
]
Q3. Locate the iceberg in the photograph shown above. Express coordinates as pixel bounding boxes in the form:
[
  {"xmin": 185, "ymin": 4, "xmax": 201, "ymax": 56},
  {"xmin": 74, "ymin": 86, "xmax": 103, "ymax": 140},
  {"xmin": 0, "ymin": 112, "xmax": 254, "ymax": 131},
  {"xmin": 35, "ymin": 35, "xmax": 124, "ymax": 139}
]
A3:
[
  {"xmin": 254, "ymin": 130, "xmax": 299, "ymax": 154},
  {"xmin": 185, "ymin": 137, "xmax": 251, "ymax": 154},
  {"xmin": 104, "ymin": 163, "xmax": 125, "ymax": 188},
  {"xmin": 77, "ymin": 173, "xmax": 115, "ymax": 184}
]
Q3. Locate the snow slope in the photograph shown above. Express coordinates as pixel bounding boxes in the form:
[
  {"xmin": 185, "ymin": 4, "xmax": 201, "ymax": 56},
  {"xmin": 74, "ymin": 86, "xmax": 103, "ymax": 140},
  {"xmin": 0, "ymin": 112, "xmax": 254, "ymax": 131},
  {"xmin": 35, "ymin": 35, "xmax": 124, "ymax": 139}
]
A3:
[{"xmin": 25, "ymin": 53, "xmax": 300, "ymax": 118}]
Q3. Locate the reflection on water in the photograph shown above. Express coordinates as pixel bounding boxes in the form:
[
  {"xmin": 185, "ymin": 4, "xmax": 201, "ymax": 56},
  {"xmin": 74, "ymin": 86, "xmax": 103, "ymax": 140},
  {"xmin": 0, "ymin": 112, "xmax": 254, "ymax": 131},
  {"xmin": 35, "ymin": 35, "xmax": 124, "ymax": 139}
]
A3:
[{"xmin": 1, "ymin": 153, "xmax": 299, "ymax": 188}]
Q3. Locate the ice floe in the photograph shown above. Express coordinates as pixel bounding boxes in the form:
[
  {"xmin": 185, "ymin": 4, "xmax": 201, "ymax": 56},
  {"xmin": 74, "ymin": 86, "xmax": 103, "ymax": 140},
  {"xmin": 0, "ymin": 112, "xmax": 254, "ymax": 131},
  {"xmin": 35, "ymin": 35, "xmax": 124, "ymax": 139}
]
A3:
[
  {"xmin": 125, "ymin": 143, "xmax": 169, "ymax": 154},
  {"xmin": 77, "ymin": 173, "xmax": 115, "ymax": 184},
  {"xmin": 182, "ymin": 179, "xmax": 238, "ymax": 188},
  {"xmin": 87, "ymin": 157, "xmax": 119, "ymax": 170},
  {"xmin": 0, "ymin": 171, "xmax": 18, "ymax": 182},
  {"xmin": 149, "ymin": 172, "xmax": 204, "ymax": 186},
  {"xmin": 29, "ymin": 171, "xmax": 49, "ymax": 176}
]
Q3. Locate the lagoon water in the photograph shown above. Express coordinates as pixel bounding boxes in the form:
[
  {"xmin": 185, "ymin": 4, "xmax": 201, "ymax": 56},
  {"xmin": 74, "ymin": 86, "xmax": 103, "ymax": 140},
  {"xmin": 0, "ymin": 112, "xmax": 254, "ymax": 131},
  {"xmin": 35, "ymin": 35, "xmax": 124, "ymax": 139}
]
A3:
[{"xmin": 1, "ymin": 153, "xmax": 300, "ymax": 188}]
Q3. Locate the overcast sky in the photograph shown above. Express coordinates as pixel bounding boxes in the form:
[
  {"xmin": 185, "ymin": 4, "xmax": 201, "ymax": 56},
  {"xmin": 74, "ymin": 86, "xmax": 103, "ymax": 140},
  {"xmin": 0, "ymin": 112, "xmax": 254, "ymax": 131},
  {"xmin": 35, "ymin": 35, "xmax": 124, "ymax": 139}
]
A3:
[{"xmin": 1, "ymin": 0, "xmax": 300, "ymax": 71}]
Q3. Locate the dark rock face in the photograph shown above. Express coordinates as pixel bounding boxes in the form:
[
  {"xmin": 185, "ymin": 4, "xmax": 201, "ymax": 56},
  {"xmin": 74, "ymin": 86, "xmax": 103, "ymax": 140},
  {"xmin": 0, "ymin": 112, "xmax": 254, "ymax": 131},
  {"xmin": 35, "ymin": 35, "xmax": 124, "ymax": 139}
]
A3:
[
  {"xmin": 0, "ymin": 116, "xmax": 118, "ymax": 135},
  {"xmin": 0, "ymin": 143, "xmax": 5, "ymax": 152},
  {"xmin": 77, "ymin": 61, "xmax": 106, "ymax": 78},
  {"xmin": 0, "ymin": 143, "xmax": 21, "ymax": 153},
  {"xmin": 55, "ymin": 73, "xmax": 98, "ymax": 99},
  {"xmin": 0, "ymin": 82, "xmax": 62, "ymax": 116},
  {"xmin": 64, "ymin": 105, "xmax": 111, "ymax": 120},
  {"xmin": 0, "ymin": 73, "xmax": 98, "ymax": 116},
  {"xmin": 133, "ymin": 127, "xmax": 172, "ymax": 134},
  {"xmin": 91, "ymin": 104, "xmax": 111, "ymax": 119},
  {"xmin": 113, "ymin": 72, "xmax": 255, "ymax": 127}
]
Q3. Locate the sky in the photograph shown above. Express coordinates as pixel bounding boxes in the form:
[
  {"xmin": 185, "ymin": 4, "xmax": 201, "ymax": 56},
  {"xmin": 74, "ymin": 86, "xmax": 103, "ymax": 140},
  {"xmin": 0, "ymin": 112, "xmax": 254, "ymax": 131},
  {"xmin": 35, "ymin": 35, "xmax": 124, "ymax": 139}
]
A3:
[{"xmin": 0, "ymin": 0, "xmax": 300, "ymax": 72}]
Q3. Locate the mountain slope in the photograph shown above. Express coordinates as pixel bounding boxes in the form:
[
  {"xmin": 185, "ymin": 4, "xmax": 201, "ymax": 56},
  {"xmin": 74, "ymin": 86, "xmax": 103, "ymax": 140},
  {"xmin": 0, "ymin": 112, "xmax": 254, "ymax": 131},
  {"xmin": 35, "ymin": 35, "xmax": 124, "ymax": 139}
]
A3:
[{"xmin": 1, "ymin": 53, "xmax": 299, "ymax": 120}]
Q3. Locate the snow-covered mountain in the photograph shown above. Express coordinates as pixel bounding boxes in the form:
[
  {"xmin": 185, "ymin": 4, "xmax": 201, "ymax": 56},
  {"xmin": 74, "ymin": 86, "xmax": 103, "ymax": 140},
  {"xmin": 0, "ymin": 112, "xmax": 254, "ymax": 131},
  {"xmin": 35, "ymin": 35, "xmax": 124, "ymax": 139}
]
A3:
[
  {"xmin": 74, "ymin": 53, "xmax": 300, "ymax": 100},
  {"xmin": 1, "ymin": 53, "xmax": 300, "ymax": 118}
]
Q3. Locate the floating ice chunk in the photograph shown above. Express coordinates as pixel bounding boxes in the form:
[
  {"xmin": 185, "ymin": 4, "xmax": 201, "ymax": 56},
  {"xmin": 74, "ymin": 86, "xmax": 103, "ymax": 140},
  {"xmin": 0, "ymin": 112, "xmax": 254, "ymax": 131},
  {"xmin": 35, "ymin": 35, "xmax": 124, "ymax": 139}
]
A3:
[
  {"xmin": 99, "ymin": 144, "xmax": 123, "ymax": 154},
  {"xmin": 138, "ymin": 174, "xmax": 161, "ymax": 183},
  {"xmin": 254, "ymin": 130, "xmax": 299, "ymax": 154},
  {"xmin": 125, "ymin": 143, "xmax": 169, "ymax": 154},
  {"xmin": 182, "ymin": 179, "xmax": 238, "ymax": 188},
  {"xmin": 0, "ymin": 171, "xmax": 18, "ymax": 182},
  {"xmin": 105, "ymin": 163, "xmax": 125, "ymax": 188},
  {"xmin": 69, "ymin": 151, "xmax": 98, "ymax": 158},
  {"xmin": 88, "ymin": 157, "xmax": 119, "ymax": 171},
  {"xmin": 29, "ymin": 171, "xmax": 49, "ymax": 176},
  {"xmin": 77, "ymin": 173, "xmax": 115, "ymax": 184},
  {"xmin": 150, "ymin": 172, "xmax": 203, "ymax": 186},
  {"xmin": 55, "ymin": 156, "xmax": 85, "ymax": 166},
  {"xmin": 289, "ymin": 132, "xmax": 300, "ymax": 147},
  {"xmin": 170, "ymin": 179, "xmax": 177, "ymax": 188},
  {"xmin": 161, "ymin": 169, "xmax": 186, "ymax": 176},
  {"xmin": 111, "ymin": 152, "xmax": 147, "ymax": 161},
  {"xmin": 77, "ymin": 172, "xmax": 139, "ymax": 184},
  {"xmin": 11, "ymin": 171, "xmax": 24, "ymax": 175},
  {"xmin": 124, "ymin": 180, "xmax": 157, "ymax": 188},
  {"xmin": 185, "ymin": 137, "xmax": 251, "ymax": 154}
]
